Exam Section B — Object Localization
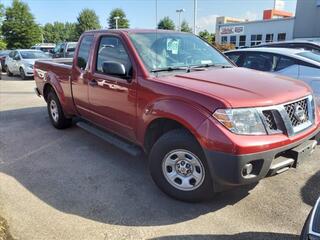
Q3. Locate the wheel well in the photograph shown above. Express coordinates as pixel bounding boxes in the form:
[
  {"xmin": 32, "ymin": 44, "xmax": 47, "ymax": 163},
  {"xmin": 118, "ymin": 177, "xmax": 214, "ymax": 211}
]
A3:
[
  {"xmin": 144, "ymin": 118, "xmax": 192, "ymax": 154},
  {"xmin": 43, "ymin": 84, "xmax": 54, "ymax": 102}
]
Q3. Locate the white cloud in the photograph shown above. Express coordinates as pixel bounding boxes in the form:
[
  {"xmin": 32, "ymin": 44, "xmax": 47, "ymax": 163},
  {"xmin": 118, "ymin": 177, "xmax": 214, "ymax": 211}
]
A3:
[{"xmin": 197, "ymin": 14, "xmax": 219, "ymax": 33}]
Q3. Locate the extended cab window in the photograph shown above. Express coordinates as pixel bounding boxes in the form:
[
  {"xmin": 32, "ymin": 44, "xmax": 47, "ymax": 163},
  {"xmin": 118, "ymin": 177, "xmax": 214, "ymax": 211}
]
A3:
[
  {"xmin": 77, "ymin": 35, "xmax": 94, "ymax": 69},
  {"xmin": 96, "ymin": 36, "xmax": 132, "ymax": 77}
]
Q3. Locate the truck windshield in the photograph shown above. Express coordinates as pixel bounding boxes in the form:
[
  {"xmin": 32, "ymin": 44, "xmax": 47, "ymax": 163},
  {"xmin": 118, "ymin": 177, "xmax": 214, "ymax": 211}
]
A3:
[
  {"xmin": 20, "ymin": 51, "xmax": 49, "ymax": 59},
  {"xmin": 129, "ymin": 32, "xmax": 232, "ymax": 72}
]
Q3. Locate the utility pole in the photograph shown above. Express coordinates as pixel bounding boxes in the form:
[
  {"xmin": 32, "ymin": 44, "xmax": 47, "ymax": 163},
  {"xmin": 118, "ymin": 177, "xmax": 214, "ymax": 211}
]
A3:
[
  {"xmin": 176, "ymin": 9, "xmax": 185, "ymax": 31},
  {"xmin": 114, "ymin": 16, "xmax": 120, "ymax": 29},
  {"xmin": 193, "ymin": 0, "xmax": 197, "ymax": 35}
]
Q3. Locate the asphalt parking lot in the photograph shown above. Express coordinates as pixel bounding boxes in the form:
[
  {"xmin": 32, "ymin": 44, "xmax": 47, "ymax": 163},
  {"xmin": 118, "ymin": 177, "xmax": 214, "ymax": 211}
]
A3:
[{"xmin": 0, "ymin": 73, "xmax": 320, "ymax": 240}]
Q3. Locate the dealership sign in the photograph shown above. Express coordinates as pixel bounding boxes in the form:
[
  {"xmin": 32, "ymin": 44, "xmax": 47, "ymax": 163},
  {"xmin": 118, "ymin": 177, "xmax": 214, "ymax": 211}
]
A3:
[{"xmin": 220, "ymin": 26, "xmax": 245, "ymax": 35}]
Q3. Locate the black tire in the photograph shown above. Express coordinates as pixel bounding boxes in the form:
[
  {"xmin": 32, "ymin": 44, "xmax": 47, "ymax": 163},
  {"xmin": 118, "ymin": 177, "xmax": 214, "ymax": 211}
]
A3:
[
  {"xmin": 19, "ymin": 67, "xmax": 27, "ymax": 80},
  {"xmin": 6, "ymin": 66, "xmax": 13, "ymax": 76},
  {"xmin": 47, "ymin": 91, "xmax": 72, "ymax": 129},
  {"xmin": 149, "ymin": 129, "xmax": 214, "ymax": 202}
]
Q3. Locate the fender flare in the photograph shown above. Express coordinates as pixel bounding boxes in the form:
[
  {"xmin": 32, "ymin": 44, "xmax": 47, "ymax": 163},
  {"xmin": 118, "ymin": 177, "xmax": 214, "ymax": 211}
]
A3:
[{"xmin": 138, "ymin": 98, "xmax": 211, "ymax": 147}]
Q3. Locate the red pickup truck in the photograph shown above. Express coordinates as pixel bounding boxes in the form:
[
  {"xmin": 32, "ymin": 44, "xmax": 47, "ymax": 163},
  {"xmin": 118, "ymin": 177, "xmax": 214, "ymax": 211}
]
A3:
[{"xmin": 34, "ymin": 29, "xmax": 320, "ymax": 202}]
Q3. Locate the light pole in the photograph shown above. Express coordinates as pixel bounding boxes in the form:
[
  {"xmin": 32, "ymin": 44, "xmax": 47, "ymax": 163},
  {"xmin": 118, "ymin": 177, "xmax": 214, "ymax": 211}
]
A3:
[
  {"xmin": 176, "ymin": 9, "xmax": 185, "ymax": 31},
  {"xmin": 193, "ymin": 0, "xmax": 197, "ymax": 35},
  {"xmin": 114, "ymin": 16, "xmax": 120, "ymax": 29}
]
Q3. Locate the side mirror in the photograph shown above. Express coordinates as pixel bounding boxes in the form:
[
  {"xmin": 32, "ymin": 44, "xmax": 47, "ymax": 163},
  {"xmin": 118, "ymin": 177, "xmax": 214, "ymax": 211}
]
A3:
[
  {"xmin": 102, "ymin": 61, "xmax": 126, "ymax": 77},
  {"xmin": 14, "ymin": 56, "xmax": 21, "ymax": 61}
]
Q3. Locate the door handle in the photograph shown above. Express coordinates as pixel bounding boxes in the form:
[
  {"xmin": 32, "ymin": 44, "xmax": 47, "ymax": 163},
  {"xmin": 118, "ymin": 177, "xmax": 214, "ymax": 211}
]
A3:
[{"xmin": 89, "ymin": 79, "xmax": 98, "ymax": 87}]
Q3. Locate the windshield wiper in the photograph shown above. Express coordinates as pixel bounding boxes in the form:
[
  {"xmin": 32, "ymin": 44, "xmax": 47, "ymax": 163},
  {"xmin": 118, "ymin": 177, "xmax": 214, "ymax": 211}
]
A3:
[
  {"xmin": 190, "ymin": 63, "xmax": 233, "ymax": 70},
  {"xmin": 150, "ymin": 66, "xmax": 188, "ymax": 73},
  {"xmin": 150, "ymin": 64, "xmax": 233, "ymax": 74}
]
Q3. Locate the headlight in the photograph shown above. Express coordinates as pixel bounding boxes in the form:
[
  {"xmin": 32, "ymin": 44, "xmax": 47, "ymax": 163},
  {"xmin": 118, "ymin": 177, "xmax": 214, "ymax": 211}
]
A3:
[
  {"xmin": 27, "ymin": 64, "xmax": 34, "ymax": 69},
  {"xmin": 213, "ymin": 108, "xmax": 267, "ymax": 135}
]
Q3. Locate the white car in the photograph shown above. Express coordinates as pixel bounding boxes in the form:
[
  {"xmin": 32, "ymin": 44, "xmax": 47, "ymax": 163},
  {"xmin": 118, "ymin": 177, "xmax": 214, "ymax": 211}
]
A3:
[
  {"xmin": 225, "ymin": 47, "xmax": 320, "ymax": 105},
  {"xmin": 5, "ymin": 49, "xmax": 51, "ymax": 79}
]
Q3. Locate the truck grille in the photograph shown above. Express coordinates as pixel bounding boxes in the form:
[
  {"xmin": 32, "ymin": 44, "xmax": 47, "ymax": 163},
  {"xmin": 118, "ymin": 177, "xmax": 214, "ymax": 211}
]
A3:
[
  {"xmin": 284, "ymin": 99, "xmax": 309, "ymax": 127},
  {"xmin": 258, "ymin": 96, "xmax": 314, "ymax": 136},
  {"xmin": 263, "ymin": 110, "xmax": 278, "ymax": 130}
]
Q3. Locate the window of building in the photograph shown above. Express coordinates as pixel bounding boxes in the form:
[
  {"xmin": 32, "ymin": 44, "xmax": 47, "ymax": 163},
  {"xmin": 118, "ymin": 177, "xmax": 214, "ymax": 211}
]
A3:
[
  {"xmin": 239, "ymin": 35, "xmax": 246, "ymax": 47},
  {"xmin": 250, "ymin": 34, "xmax": 262, "ymax": 46},
  {"xmin": 266, "ymin": 34, "xmax": 274, "ymax": 43},
  {"xmin": 277, "ymin": 33, "xmax": 286, "ymax": 42},
  {"xmin": 77, "ymin": 35, "xmax": 94, "ymax": 69},
  {"xmin": 221, "ymin": 36, "xmax": 228, "ymax": 44},
  {"xmin": 230, "ymin": 36, "xmax": 237, "ymax": 46}
]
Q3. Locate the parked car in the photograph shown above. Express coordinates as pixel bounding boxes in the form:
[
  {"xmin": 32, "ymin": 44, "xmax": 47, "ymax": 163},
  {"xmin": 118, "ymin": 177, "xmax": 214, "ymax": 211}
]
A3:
[
  {"xmin": 0, "ymin": 50, "xmax": 11, "ymax": 72},
  {"xmin": 34, "ymin": 29, "xmax": 320, "ymax": 202},
  {"xmin": 51, "ymin": 42, "xmax": 77, "ymax": 58},
  {"xmin": 31, "ymin": 43, "xmax": 56, "ymax": 53},
  {"xmin": 254, "ymin": 40, "xmax": 320, "ymax": 53},
  {"xmin": 301, "ymin": 197, "xmax": 320, "ymax": 240},
  {"xmin": 5, "ymin": 49, "xmax": 51, "ymax": 79},
  {"xmin": 225, "ymin": 48, "xmax": 320, "ymax": 105}
]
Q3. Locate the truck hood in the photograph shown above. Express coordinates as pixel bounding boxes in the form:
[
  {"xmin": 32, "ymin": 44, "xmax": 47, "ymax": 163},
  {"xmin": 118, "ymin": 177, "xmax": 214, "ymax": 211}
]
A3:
[{"xmin": 156, "ymin": 67, "xmax": 312, "ymax": 108}]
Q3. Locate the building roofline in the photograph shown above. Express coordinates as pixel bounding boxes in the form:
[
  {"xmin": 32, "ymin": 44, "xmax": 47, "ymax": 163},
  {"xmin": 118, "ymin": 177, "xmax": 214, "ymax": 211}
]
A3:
[{"xmin": 218, "ymin": 16, "xmax": 295, "ymax": 27}]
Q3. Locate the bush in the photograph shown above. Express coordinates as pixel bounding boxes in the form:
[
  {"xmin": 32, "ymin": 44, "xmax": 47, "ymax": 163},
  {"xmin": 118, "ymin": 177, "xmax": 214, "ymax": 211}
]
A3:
[{"xmin": 213, "ymin": 43, "xmax": 236, "ymax": 52}]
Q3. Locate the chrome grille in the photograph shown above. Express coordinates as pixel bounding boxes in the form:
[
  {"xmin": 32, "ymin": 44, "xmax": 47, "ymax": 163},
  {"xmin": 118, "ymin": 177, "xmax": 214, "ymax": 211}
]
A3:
[
  {"xmin": 263, "ymin": 110, "xmax": 278, "ymax": 130},
  {"xmin": 257, "ymin": 96, "xmax": 314, "ymax": 136},
  {"xmin": 284, "ymin": 99, "xmax": 309, "ymax": 127}
]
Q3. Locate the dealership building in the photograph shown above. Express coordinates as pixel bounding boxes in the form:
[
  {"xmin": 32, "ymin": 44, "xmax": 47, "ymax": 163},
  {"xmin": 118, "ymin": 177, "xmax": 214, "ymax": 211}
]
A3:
[{"xmin": 215, "ymin": 0, "xmax": 320, "ymax": 48}]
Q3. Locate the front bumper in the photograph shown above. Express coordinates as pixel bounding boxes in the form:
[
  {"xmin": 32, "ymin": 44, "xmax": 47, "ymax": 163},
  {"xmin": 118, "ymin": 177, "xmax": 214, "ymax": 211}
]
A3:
[{"xmin": 204, "ymin": 128, "xmax": 320, "ymax": 192}]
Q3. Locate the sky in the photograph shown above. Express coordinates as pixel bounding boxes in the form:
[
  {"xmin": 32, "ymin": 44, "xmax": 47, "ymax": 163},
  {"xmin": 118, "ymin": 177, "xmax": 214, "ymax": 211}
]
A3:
[{"xmin": 2, "ymin": 0, "xmax": 298, "ymax": 32}]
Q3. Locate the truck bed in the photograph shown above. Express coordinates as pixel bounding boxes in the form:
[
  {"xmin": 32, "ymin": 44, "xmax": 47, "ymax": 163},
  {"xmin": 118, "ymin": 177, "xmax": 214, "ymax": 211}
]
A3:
[
  {"xmin": 37, "ymin": 57, "xmax": 73, "ymax": 66},
  {"xmin": 34, "ymin": 58, "xmax": 74, "ymax": 114}
]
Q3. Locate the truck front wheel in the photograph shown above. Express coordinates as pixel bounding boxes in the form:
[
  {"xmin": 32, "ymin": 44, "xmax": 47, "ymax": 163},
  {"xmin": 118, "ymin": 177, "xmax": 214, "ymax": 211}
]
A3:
[
  {"xmin": 47, "ymin": 91, "xmax": 72, "ymax": 129},
  {"xmin": 149, "ymin": 129, "xmax": 213, "ymax": 202}
]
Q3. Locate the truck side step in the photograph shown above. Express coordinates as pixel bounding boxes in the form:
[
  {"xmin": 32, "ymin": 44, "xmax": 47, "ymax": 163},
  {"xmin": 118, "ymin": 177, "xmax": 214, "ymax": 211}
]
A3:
[{"xmin": 76, "ymin": 121, "xmax": 143, "ymax": 157}]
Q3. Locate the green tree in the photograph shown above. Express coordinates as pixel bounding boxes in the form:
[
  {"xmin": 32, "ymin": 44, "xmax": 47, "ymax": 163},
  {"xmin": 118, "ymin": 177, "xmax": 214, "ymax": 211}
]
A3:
[
  {"xmin": 43, "ymin": 22, "xmax": 63, "ymax": 43},
  {"xmin": 76, "ymin": 8, "xmax": 101, "ymax": 38},
  {"xmin": 64, "ymin": 22, "xmax": 78, "ymax": 41},
  {"xmin": 157, "ymin": 16, "xmax": 175, "ymax": 30},
  {"xmin": 180, "ymin": 20, "xmax": 192, "ymax": 33},
  {"xmin": 198, "ymin": 29, "xmax": 214, "ymax": 44},
  {"xmin": 108, "ymin": 8, "xmax": 129, "ymax": 29},
  {"xmin": 42, "ymin": 22, "xmax": 78, "ymax": 43},
  {"xmin": 1, "ymin": 0, "xmax": 41, "ymax": 49},
  {"xmin": 0, "ymin": 3, "xmax": 6, "ymax": 49}
]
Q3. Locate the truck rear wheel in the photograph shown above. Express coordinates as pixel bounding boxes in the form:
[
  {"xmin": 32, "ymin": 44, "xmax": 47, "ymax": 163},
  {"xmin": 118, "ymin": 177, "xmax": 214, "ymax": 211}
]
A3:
[
  {"xmin": 149, "ymin": 129, "xmax": 213, "ymax": 202},
  {"xmin": 47, "ymin": 91, "xmax": 72, "ymax": 129}
]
